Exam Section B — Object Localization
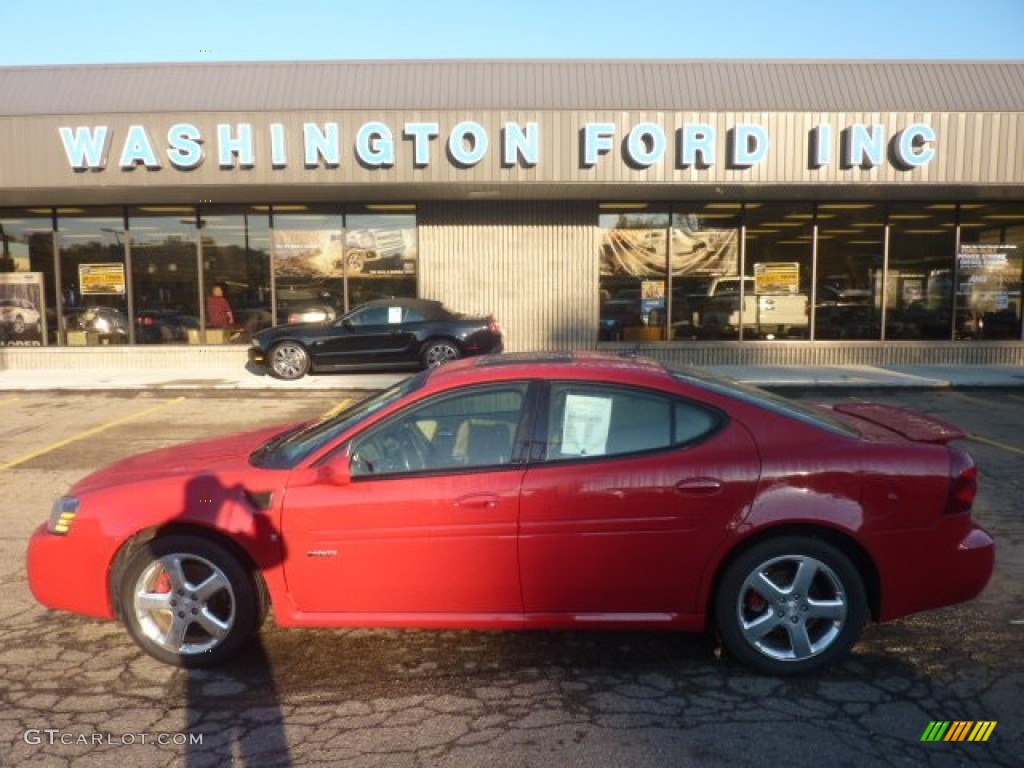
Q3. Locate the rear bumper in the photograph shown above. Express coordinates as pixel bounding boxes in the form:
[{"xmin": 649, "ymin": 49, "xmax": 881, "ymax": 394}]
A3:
[{"xmin": 877, "ymin": 522, "xmax": 995, "ymax": 622}]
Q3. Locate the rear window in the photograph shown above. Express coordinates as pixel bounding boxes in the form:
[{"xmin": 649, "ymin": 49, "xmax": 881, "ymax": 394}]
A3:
[{"xmin": 671, "ymin": 368, "xmax": 859, "ymax": 437}]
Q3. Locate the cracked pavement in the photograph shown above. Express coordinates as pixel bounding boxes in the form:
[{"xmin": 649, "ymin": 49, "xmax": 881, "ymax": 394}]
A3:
[{"xmin": 1, "ymin": 388, "xmax": 1021, "ymax": 767}]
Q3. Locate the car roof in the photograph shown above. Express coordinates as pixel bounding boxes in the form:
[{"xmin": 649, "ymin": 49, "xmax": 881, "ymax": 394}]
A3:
[
  {"xmin": 426, "ymin": 351, "xmax": 673, "ymax": 387},
  {"xmin": 358, "ymin": 298, "xmax": 444, "ymax": 310}
]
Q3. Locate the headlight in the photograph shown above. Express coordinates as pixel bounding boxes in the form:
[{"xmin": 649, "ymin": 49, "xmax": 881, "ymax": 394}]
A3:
[{"xmin": 47, "ymin": 496, "xmax": 79, "ymax": 535}]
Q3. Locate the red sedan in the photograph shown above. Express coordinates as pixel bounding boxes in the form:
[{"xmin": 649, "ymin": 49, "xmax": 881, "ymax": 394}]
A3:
[{"xmin": 26, "ymin": 353, "xmax": 994, "ymax": 675}]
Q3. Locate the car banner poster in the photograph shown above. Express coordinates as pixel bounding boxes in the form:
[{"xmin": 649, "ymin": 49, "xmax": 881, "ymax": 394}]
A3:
[
  {"xmin": 79, "ymin": 263, "xmax": 126, "ymax": 295},
  {"xmin": 0, "ymin": 271, "xmax": 46, "ymax": 346},
  {"xmin": 754, "ymin": 262, "xmax": 801, "ymax": 295},
  {"xmin": 271, "ymin": 230, "xmax": 345, "ymax": 279}
]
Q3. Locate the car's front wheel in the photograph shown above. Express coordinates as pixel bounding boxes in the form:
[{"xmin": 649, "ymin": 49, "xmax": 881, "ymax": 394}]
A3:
[
  {"xmin": 118, "ymin": 535, "xmax": 261, "ymax": 667},
  {"xmin": 269, "ymin": 341, "xmax": 310, "ymax": 380},
  {"xmin": 715, "ymin": 536, "xmax": 867, "ymax": 675},
  {"xmin": 11, "ymin": 315, "xmax": 25, "ymax": 334},
  {"xmin": 421, "ymin": 339, "xmax": 461, "ymax": 368}
]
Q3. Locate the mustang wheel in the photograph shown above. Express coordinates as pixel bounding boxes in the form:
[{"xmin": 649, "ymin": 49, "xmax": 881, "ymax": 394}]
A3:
[
  {"xmin": 119, "ymin": 535, "xmax": 261, "ymax": 667},
  {"xmin": 715, "ymin": 536, "xmax": 867, "ymax": 675},
  {"xmin": 421, "ymin": 339, "xmax": 461, "ymax": 368},
  {"xmin": 269, "ymin": 341, "xmax": 310, "ymax": 380},
  {"xmin": 11, "ymin": 315, "xmax": 25, "ymax": 334}
]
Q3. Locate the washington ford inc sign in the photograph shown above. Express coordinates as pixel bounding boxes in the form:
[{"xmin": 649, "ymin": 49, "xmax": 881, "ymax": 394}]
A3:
[{"xmin": 58, "ymin": 120, "xmax": 937, "ymax": 174}]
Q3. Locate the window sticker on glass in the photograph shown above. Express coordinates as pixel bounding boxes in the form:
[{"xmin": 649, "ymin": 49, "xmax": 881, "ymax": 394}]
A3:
[
  {"xmin": 562, "ymin": 394, "xmax": 613, "ymax": 456},
  {"xmin": 388, "ymin": 306, "xmax": 403, "ymax": 324}
]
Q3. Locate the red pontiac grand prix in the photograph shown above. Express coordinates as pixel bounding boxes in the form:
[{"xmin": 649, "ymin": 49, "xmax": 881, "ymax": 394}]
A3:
[{"xmin": 26, "ymin": 352, "xmax": 994, "ymax": 675}]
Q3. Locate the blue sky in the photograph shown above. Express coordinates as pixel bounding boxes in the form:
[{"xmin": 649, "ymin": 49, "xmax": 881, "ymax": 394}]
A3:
[{"xmin": 1, "ymin": 0, "xmax": 1021, "ymax": 65}]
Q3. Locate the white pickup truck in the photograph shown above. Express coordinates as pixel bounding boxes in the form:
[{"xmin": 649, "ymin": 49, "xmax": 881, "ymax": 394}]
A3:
[{"xmin": 700, "ymin": 277, "xmax": 809, "ymax": 337}]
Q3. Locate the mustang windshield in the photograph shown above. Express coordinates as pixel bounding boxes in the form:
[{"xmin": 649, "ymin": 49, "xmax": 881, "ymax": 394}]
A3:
[{"xmin": 250, "ymin": 372, "xmax": 427, "ymax": 468}]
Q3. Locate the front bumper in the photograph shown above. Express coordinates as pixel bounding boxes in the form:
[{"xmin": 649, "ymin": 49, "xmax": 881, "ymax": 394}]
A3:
[
  {"xmin": 248, "ymin": 346, "xmax": 268, "ymax": 367},
  {"xmin": 26, "ymin": 523, "xmax": 118, "ymax": 620}
]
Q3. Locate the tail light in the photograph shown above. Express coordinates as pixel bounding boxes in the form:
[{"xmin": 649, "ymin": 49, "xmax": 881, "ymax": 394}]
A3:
[
  {"xmin": 139, "ymin": 316, "xmax": 156, "ymax": 326},
  {"xmin": 945, "ymin": 448, "xmax": 978, "ymax": 516}
]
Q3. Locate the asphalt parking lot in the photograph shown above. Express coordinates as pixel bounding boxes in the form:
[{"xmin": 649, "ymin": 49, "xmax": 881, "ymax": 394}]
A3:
[{"xmin": 0, "ymin": 386, "xmax": 1021, "ymax": 767}]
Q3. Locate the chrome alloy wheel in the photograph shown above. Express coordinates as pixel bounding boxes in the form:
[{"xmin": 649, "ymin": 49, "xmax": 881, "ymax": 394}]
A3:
[
  {"xmin": 736, "ymin": 554, "xmax": 847, "ymax": 662},
  {"xmin": 132, "ymin": 553, "xmax": 236, "ymax": 656},
  {"xmin": 423, "ymin": 341, "xmax": 460, "ymax": 368},
  {"xmin": 270, "ymin": 342, "xmax": 309, "ymax": 379}
]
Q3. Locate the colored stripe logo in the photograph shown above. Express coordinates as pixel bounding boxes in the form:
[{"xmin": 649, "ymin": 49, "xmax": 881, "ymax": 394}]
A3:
[{"xmin": 921, "ymin": 721, "xmax": 997, "ymax": 742}]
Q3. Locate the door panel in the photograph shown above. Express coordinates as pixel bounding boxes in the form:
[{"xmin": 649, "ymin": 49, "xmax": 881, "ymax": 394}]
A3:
[
  {"xmin": 281, "ymin": 468, "xmax": 524, "ymax": 614},
  {"xmin": 519, "ymin": 421, "xmax": 760, "ymax": 618}
]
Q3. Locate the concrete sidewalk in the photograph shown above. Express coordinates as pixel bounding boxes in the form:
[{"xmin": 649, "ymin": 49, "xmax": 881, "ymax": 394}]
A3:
[{"xmin": 1, "ymin": 363, "xmax": 1022, "ymax": 392}]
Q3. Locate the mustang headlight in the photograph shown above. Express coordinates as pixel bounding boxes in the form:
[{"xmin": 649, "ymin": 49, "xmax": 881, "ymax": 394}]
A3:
[{"xmin": 48, "ymin": 496, "xmax": 79, "ymax": 535}]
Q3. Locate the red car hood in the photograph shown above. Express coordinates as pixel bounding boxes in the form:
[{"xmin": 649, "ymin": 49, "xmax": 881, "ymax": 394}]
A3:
[{"xmin": 70, "ymin": 422, "xmax": 299, "ymax": 495}]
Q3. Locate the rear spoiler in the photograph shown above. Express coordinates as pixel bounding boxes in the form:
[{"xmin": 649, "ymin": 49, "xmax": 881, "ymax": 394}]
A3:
[{"xmin": 831, "ymin": 403, "xmax": 968, "ymax": 443}]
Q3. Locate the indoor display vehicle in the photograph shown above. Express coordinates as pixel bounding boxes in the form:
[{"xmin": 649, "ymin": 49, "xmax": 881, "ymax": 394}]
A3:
[
  {"xmin": 248, "ymin": 297, "xmax": 503, "ymax": 380},
  {"xmin": 27, "ymin": 352, "xmax": 993, "ymax": 675},
  {"xmin": 0, "ymin": 296, "xmax": 42, "ymax": 335}
]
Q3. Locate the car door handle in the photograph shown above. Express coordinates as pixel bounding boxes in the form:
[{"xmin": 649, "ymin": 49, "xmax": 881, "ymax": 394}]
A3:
[
  {"xmin": 675, "ymin": 478, "xmax": 723, "ymax": 494},
  {"xmin": 455, "ymin": 493, "xmax": 500, "ymax": 509}
]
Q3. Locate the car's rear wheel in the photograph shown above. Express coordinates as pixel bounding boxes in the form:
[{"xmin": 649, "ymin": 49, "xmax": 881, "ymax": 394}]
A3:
[
  {"xmin": 269, "ymin": 341, "xmax": 310, "ymax": 380},
  {"xmin": 119, "ymin": 535, "xmax": 261, "ymax": 667},
  {"xmin": 421, "ymin": 339, "xmax": 461, "ymax": 368},
  {"xmin": 715, "ymin": 536, "xmax": 867, "ymax": 675}
]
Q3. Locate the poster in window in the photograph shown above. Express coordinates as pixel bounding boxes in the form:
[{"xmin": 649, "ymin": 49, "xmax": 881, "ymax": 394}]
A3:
[
  {"xmin": 754, "ymin": 262, "xmax": 800, "ymax": 295},
  {"xmin": 0, "ymin": 272, "xmax": 45, "ymax": 346},
  {"xmin": 79, "ymin": 263, "xmax": 126, "ymax": 295},
  {"xmin": 561, "ymin": 394, "xmax": 613, "ymax": 456},
  {"xmin": 272, "ymin": 230, "xmax": 345, "ymax": 278}
]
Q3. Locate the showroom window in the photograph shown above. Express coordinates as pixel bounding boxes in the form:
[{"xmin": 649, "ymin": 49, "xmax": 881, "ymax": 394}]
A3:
[
  {"xmin": 811, "ymin": 204, "xmax": 884, "ymax": 340},
  {"xmin": 886, "ymin": 204, "xmax": 956, "ymax": 340},
  {"xmin": 128, "ymin": 207, "xmax": 201, "ymax": 344},
  {"xmin": 955, "ymin": 203, "xmax": 1024, "ymax": 340},
  {"xmin": 0, "ymin": 210, "xmax": 56, "ymax": 347},
  {"xmin": 200, "ymin": 207, "xmax": 272, "ymax": 341},
  {"xmin": 737, "ymin": 203, "xmax": 812, "ymax": 340},
  {"xmin": 599, "ymin": 205, "xmax": 741, "ymax": 342},
  {"xmin": 56, "ymin": 208, "xmax": 128, "ymax": 345},
  {"xmin": 271, "ymin": 205, "xmax": 418, "ymax": 324}
]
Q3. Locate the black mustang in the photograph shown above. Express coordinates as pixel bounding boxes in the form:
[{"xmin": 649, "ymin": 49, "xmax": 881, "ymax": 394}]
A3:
[{"xmin": 249, "ymin": 298, "xmax": 503, "ymax": 380}]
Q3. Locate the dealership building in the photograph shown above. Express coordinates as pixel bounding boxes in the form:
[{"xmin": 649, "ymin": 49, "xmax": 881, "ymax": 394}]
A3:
[{"xmin": 0, "ymin": 59, "xmax": 1022, "ymax": 371}]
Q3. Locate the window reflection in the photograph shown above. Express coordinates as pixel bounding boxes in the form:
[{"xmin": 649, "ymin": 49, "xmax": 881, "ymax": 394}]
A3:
[
  {"xmin": 886, "ymin": 205, "xmax": 956, "ymax": 340},
  {"xmin": 200, "ymin": 207, "xmax": 271, "ymax": 342},
  {"xmin": 955, "ymin": 203, "xmax": 1023, "ymax": 340},
  {"xmin": 0, "ymin": 211, "xmax": 55, "ymax": 347},
  {"xmin": 599, "ymin": 209, "xmax": 669, "ymax": 341},
  {"xmin": 813, "ymin": 204, "xmax": 884, "ymax": 340},
  {"xmin": 57, "ymin": 209, "xmax": 128, "ymax": 345},
  {"xmin": 129, "ymin": 207, "xmax": 200, "ymax": 344},
  {"xmin": 739, "ymin": 203, "xmax": 811, "ymax": 340}
]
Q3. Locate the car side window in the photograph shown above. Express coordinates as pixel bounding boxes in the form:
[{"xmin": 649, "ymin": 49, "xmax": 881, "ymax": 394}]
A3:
[
  {"xmin": 544, "ymin": 384, "xmax": 720, "ymax": 461},
  {"xmin": 350, "ymin": 384, "xmax": 528, "ymax": 477},
  {"xmin": 347, "ymin": 306, "xmax": 389, "ymax": 326}
]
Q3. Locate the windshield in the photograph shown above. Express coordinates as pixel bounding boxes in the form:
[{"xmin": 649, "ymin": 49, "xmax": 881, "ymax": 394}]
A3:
[
  {"xmin": 250, "ymin": 372, "xmax": 428, "ymax": 468},
  {"xmin": 670, "ymin": 367, "xmax": 859, "ymax": 437}
]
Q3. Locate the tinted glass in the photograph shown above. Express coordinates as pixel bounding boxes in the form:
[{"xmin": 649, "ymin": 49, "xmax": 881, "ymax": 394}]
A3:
[
  {"xmin": 351, "ymin": 384, "xmax": 528, "ymax": 476},
  {"xmin": 544, "ymin": 384, "xmax": 719, "ymax": 461}
]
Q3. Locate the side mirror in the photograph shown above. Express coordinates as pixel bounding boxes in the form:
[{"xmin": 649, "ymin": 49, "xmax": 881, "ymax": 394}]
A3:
[{"xmin": 317, "ymin": 457, "xmax": 352, "ymax": 486}]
